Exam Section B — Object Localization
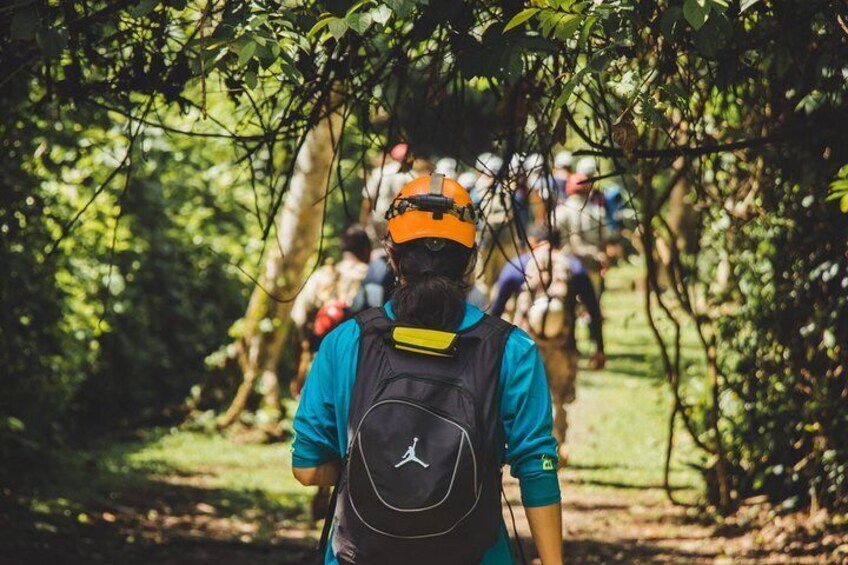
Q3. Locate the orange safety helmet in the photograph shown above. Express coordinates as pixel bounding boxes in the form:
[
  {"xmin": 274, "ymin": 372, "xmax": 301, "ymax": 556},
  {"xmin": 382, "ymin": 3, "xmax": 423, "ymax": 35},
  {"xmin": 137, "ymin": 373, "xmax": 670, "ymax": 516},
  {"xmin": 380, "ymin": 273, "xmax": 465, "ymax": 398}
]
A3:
[{"xmin": 385, "ymin": 174, "xmax": 477, "ymax": 248}]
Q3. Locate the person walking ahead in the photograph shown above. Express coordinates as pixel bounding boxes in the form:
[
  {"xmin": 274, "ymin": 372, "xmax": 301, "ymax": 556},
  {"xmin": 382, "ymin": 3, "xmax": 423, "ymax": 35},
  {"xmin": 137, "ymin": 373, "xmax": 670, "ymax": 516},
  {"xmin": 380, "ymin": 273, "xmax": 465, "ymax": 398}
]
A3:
[{"xmin": 292, "ymin": 174, "xmax": 563, "ymax": 564}]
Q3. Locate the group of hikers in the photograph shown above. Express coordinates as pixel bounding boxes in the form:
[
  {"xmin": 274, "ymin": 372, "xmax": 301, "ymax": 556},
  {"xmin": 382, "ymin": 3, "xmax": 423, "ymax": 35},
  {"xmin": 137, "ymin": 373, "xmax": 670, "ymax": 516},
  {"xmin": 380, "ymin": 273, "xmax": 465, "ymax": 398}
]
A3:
[{"xmin": 289, "ymin": 144, "xmax": 624, "ymax": 564}]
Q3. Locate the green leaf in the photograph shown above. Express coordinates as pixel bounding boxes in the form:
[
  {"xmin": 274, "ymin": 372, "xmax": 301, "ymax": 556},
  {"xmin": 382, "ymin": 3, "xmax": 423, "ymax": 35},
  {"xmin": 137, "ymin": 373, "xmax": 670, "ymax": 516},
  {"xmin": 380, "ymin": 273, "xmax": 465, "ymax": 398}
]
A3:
[
  {"xmin": 346, "ymin": 12, "xmax": 372, "ymax": 34},
  {"xmin": 502, "ymin": 52, "xmax": 524, "ymax": 84},
  {"xmin": 660, "ymin": 6, "xmax": 682, "ymax": 38},
  {"xmin": 237, "ymin": 41, "xmax": 256, "ymax": 65},
  {"xmin": 578, "ymin": 15, "xmax": 597, "ymax": 47},
  {"xmin": 386, "ymin": 0, "xmax": 413, "ymax": 18},
  {"xmin": 36, "ymin": 28, "xmax": 68, "ymax": 60},
  {"xmin": 588, "ymin": 51, "xmax": 612, "ymax": 72},
  {"xmin": 694, "ymin": 13, "xmax": 730, "ymax": 57},
  {"xmin": 504, "ymin": 8, "xmax": 539, "ymax": 32},
  {"xmin": 244, "ymin": 70, "xmax": 257, "ymax": 90},
  {"xmin": 255, "ymin": 43, "xmax": 276, "ymax": 69},
  {"xmin": 5, "ymin": 416, "xmax": 26, "ymax": 432},
  {"xmin": 683, "ymin": 0, "xmax": 710, "ymax": 31},
  {"xmin": 694, "ymin": 26, "xmax": 719, "ymax": 56},
  {"xmin": 10, "ymin": 7, "xmax": 38, "ymax": 41},
  {"xmin": 346, "ymin": 0, "xmax": 373, "ymax": 15},
  {"xmin": 841, "ymin": 194, "xmax": 848, "ymax": 213},
  {"xmin": 555, "ymin": 66, "xmax": 588, "ymax": 108},
  {"xmin": 371, "ymin": 5, "xmax": 392, "ymax": 25},
  {"xmin": 328, "ymin": 17, "xmax": 349, "ymax": 40},
  {"xmin": 131, "ymin": 0, "xmax": 159, "ymax": 18},
  {"xmin": 739, "ymin": 0, "xmax": 760, "ymax": 13},
  {"xmin": 829, "ymin": 179, "xmax": 848, "ymax": 193},
  {"xmin": 570, "ymin": 1, "xmax": 590, "ymax": 15},
  {"xmin": 708, "ymin": 0, "xmax": 729, "ymax": 13},
  {"xmin": 539, "ymin": 10, "xmax": 561, "ymax": 37},
  {"xmin": 308, "ymin": 16, "xmax": 335, "ymax": 38},
  {"xmin": 553, "ymin": 13, "xmax": 582, "ymax": 41}
]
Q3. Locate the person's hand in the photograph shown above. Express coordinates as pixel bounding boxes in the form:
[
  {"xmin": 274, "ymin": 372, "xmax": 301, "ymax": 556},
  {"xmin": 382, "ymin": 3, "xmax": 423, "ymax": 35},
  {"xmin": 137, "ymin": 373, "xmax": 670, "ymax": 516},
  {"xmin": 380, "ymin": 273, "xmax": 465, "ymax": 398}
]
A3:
[{"xmin": 589, "ymin": 351, "xmax": 606, "ymax": 370}]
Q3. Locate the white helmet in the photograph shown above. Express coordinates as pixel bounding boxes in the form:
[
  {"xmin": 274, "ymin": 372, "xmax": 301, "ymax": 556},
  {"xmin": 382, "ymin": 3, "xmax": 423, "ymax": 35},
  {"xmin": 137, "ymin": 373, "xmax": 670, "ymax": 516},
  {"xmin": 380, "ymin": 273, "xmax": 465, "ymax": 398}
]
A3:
[
  {"xmin": 475, "ymin": 153, "xmax": 503, "ymax": 176},
  {"xmin": 575, "ymin": 157, "xmax": 597, "ymax": 176},
  {"xmin": 509, "ymin": 153, "xmax": 525, "ymax": 175},
  {"xmin": 524, "ymin": 153, "xmax": 545, "ymax": 173},
  {"xmin": 457, "ymin": 171, "xmax": 478, "ymax": 190},
  {"xmin": 434, "ymin": 157, "xmax": 458, "ymax": 178},
  {"xmin": 554, "ymin": 150, "xmax": 573, "ymax": 169}
]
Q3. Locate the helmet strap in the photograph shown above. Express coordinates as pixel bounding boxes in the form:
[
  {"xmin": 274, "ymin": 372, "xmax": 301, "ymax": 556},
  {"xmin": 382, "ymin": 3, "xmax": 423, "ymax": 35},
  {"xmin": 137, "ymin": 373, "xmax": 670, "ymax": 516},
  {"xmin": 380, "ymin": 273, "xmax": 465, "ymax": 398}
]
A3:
[{"xmin": 428, "ymin": 173, "xmax": 446, "ymax": 220}]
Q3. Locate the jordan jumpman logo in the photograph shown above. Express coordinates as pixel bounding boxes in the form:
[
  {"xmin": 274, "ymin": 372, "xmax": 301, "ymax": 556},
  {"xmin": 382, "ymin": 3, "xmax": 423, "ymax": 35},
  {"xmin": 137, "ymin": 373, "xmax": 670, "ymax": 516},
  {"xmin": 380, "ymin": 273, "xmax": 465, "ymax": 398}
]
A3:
[{"xmin": 394, "ymin": 437, "xmax": 430, "ymax": 468}]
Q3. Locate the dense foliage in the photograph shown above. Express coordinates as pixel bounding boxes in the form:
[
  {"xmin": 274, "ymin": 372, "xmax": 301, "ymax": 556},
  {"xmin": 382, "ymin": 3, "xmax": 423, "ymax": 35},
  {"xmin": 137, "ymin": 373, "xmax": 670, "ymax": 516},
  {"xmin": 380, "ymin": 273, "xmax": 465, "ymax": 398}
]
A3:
[
  {"xmin": 712, "ymin": 145, "xmax": 847, "ymax": 511},
  {"xmin": 0, "ymin": 83, "xmax": 259, "ymax": 474},
  {"xmin": 1, "ymin": 0, "xmax": 846, "ymax": 513}
]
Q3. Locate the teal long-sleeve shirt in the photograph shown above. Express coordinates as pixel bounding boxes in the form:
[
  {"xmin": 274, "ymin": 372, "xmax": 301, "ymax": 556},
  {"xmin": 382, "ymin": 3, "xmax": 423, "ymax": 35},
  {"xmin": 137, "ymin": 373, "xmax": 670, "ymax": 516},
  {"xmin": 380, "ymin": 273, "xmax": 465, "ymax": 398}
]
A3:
[{"xmin": 292, "ymin": 302, "xmax": 560, "ymax": 564}]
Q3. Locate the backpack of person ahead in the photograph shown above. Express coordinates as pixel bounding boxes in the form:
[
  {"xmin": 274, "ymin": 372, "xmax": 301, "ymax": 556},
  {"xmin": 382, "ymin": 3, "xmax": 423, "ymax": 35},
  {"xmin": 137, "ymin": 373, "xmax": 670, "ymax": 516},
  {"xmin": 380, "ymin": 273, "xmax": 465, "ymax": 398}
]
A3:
[
  {"xmin": 312, "ymin": 300, "xmax": 349, "ymax": 341},
  {"xmin": 323, "ymin": 308, "xmax": 513, "ymax": 565},
  {"xmin": 514, "ymin": 246, "xmax": 576, "ymax": 341}
]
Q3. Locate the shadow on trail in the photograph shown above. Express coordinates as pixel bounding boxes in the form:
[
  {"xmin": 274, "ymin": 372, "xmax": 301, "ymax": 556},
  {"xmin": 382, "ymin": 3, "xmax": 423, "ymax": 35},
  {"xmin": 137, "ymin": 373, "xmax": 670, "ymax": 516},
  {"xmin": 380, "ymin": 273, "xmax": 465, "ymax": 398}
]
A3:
[
  {"xmin": 0, "ymin": 433, "xmax": 314, "ymax": 565},
  {"xmin": 567, "ymin": 477, "xmax": 692, "ymax": 492},
  {"xmin": 567, "ymin": 462, "xmax": 641, "ymax": 471},
  {"xmin": 560, "ymin": 536, "xmax": 716, "ymax": 565}
]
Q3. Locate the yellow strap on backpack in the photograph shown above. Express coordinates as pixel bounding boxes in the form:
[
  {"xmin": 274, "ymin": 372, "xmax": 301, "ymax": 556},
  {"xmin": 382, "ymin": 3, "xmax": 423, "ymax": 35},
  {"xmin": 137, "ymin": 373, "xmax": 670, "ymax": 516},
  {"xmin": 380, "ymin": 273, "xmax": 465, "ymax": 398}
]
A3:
[{"xmin": 390, "ymin": 326, "xmax": 459, "ymax": 357}]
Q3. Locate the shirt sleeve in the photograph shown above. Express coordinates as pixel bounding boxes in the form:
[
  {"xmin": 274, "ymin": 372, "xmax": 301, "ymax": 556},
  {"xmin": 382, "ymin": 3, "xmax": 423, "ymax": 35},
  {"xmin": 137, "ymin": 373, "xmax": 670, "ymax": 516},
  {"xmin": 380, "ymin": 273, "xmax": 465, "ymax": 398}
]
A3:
[
  {"xmin": 500, "ymin": 328, "xmax": 561, "ymax": 507},
  {"xmin": 491, "ymin": 263, "xmax": 523, "ymax": 318},
  {"xmin": 291, "ymin": 328, "xmax": 343, "ymax": 468}
]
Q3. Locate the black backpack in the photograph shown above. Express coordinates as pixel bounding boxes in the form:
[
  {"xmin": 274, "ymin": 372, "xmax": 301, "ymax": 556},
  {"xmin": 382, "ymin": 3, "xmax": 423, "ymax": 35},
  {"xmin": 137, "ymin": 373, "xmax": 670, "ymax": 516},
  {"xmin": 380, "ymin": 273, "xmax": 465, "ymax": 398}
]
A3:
[{"xmin": 324, "ymin": 307, "xmax": 513, "ymax": 565}]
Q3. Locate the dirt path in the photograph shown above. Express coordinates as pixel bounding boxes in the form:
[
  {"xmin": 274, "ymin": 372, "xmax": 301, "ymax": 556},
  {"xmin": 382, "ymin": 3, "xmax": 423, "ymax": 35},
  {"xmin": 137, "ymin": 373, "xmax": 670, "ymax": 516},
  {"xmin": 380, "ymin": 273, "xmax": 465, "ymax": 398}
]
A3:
[
  {"xmin": 502, "ymin": 476, "xmax": 842, "ymax": 565},
  {"xmin": 4, "ymin": 269, "xmax": 842, "ymax": 564},
  {"xmin": 6, "ymin": 471, "xmax": 840, "ymax": 565}
]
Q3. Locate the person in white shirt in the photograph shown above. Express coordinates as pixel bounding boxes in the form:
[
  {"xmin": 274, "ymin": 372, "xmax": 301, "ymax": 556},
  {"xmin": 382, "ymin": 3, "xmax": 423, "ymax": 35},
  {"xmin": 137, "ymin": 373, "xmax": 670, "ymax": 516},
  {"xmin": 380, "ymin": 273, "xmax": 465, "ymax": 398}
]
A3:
[
  {"xmin": 554, "ymin": 157, "xmax": 609, "ymax": 297},
  {"xmin": 360, "ymin": 143, "xmax": 414, "ymax": 242}
]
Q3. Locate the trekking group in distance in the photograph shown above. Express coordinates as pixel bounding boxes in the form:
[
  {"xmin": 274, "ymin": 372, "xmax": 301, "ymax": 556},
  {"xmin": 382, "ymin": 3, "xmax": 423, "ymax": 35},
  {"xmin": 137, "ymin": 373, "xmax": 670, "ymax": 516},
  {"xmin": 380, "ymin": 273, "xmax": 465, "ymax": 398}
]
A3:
[{"xmin": 290, "ymin": 143, "xmax": 633, "ymax": 564}]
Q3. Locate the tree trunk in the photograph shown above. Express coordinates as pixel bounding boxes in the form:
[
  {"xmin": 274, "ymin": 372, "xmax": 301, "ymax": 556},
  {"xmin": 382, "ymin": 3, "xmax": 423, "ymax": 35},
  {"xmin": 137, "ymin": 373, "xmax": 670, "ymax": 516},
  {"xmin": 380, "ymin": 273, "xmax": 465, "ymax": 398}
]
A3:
[{"xmin": 218, "ymin": 102, "xmax": 342, "ymax": 429}]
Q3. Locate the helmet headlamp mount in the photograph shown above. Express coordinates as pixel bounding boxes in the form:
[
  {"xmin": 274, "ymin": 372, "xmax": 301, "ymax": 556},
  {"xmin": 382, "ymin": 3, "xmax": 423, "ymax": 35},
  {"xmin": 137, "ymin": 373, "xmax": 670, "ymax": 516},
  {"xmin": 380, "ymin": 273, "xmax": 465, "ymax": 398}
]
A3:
[
  {"xmin": 385, "ymin": 174, "xmax": 478, "ymax": 224},
  {"xmin": 404, "ymin": 193, "xmax": 454, "ymax": 220}
]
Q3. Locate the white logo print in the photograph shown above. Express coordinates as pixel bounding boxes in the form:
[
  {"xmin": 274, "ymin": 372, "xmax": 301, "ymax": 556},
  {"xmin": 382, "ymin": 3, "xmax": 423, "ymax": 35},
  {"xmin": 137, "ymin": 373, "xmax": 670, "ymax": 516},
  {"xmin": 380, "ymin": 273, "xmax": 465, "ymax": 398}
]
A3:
[{"xmin": 394, "ymin": 437, "xmax": 430, "ymax": 468}]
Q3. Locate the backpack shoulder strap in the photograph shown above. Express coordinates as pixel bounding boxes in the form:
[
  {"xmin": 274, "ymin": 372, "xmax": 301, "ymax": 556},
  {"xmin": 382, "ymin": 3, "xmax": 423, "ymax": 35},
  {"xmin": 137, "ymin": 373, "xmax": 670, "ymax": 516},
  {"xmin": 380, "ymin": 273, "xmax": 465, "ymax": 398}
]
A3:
[
  {"xmin": 354, "ymin": 306, "xmax": 394, "ymax": 342},
  {"xmin": 475, "ymin": 313, "xmax": 514, "ymax": 343},
  {"xmin": 354, "ymin": 306, "xmax": 389, "ymax": 328}
]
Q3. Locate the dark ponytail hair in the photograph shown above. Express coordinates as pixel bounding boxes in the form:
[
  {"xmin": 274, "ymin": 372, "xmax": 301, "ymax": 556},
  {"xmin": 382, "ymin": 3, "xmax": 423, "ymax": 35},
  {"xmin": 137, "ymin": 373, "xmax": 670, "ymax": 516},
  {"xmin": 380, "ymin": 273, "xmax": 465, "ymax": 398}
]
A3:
[{"xmin": 387, "ymin": 238, "xmax": 476, "ymax": 330}]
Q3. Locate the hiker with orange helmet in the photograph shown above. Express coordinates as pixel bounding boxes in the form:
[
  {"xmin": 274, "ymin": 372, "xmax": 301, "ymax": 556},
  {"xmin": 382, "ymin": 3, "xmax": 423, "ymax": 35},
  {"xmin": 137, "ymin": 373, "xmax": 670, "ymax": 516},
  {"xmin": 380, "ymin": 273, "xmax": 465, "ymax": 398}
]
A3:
[{"xmin": 292, "ymin": 174, "xmax": 563, "ymax": 564}]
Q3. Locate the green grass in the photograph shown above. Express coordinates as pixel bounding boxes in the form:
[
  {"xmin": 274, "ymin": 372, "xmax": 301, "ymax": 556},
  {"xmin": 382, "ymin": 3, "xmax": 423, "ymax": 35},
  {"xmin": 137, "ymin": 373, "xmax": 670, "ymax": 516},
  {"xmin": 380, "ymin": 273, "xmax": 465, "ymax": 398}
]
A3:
[
  {"xmin": 86, "ymin": 262, "xmax": 703, "ymax": 505},
  {"xmin": 102, "ymin": 429, "xmax": 305, "ymax": 499},
  {"xmin": 11, "ymin": 428, "xmax": 313, "ymax": 550},
  {"xmin": 9, "ymin": 261, "xmax": 707, "ymax": 555},
  {"xmin": 566, "ymin": 261, "xmax": 704, "ymax": 500}
]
